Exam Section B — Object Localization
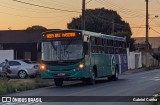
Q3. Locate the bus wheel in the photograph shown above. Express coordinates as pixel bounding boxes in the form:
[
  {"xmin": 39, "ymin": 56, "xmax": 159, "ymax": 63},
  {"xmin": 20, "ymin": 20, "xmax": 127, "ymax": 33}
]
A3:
[
  {"xmin": 108, "ymin": 66, "xmax": 119, "ymax": 81},
  {"xmin": 54, "ymin": 78, "xmax": 63, "ymax": 87}
]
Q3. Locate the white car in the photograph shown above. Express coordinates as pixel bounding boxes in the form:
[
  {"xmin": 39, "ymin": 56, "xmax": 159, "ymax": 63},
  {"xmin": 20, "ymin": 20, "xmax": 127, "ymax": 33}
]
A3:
[{"xmin": 0, "ymin": 60, "xmax": 39, "ymax": 79}]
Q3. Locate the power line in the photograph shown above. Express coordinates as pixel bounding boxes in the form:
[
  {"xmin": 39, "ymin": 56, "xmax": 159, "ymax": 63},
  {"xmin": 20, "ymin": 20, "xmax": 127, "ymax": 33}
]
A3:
[
  {"xmin": 0, "ymin": 10, "xmax": 76, "ymax": 18},
  {"xmin": 86, "ymin": 0, "xmax": 93, "ymax": 4},
  {"xmin": 150, "ymin": 27, "xmax": 160, "ymax": 34},
  {"xmin": 0, "ymin": 1, "xmax": 56, "ymax": 13},
  {"xmin": 0, "ymin": 3, "xmax": 56, "ymax": 14},
  {"xmin": 134, "ymin": 18, "xmax": 145, "ymax": 36},
  {"xmin": 131, "ymin": 26, "xmax": 145, "ymax": 28},
  {"xmin": 29, "ymin": 0, "xmax": 81, "ymax": 11},
  {"xmin": 96, "ymin": 0, "xmax": 145, "ymax": 18},
  {"xmin": 0, "ymin": 1, "xmax": 80, "ymax": 14},
  {"xmin": 12, "ymin": 0, "xmax": 81, "ymax": 13}
]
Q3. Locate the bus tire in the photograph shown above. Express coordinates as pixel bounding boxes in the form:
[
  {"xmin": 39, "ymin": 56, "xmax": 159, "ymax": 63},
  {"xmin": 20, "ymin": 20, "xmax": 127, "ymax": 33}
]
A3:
[
  {"xmin": 108, "ymin": 66, "xmax": 119, "ymax": 81},
  {"xmin": 54, "ymin": 78, "xmax": 63, "ymax": 87}
]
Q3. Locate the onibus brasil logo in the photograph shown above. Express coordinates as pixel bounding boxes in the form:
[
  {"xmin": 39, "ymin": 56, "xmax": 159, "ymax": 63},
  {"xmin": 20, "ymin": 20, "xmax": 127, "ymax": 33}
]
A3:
[{"xmin": 2, "ymin": 97, "xmax": 42, "ymax": 103}]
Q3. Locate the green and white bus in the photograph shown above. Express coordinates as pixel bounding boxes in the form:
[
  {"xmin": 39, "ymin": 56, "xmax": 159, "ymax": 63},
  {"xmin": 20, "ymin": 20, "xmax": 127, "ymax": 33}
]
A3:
[{"xmin": 39, "ymin": 29, "xmax": 128, "ymax": 86}]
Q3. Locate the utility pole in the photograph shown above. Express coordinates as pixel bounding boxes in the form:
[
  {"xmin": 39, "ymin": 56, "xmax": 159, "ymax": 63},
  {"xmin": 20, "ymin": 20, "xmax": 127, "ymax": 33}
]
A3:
[
  {"xmin": 112, "ymin": 13, "xmax": 115, "ymax": 34},
  {"xmin": 82, "ymin": 0, "xmax": 85, "ymax": 30},
  {"xmin": 146, "ymin": 0, "xmax": 149, "ymax": 49}
]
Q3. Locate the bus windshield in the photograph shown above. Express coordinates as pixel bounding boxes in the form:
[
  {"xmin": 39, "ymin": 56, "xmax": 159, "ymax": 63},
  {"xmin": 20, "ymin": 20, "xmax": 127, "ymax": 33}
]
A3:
[{"xmin": 42, "ymin": 39, "xmax": 83, "ymax": 62}]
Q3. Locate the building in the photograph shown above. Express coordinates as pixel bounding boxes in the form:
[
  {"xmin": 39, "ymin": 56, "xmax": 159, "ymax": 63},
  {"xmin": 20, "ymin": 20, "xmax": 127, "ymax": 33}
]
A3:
[
  {"xmin": 0, "ymin": 30, "xmax": 46, "ymax": 62},
  {"xmin": 134, "ymin": 37, "xmax": 160, "ymax": 50},
  {"xmin": 134, "ymin": 37, "xmax": 160, "ymax": 67}
]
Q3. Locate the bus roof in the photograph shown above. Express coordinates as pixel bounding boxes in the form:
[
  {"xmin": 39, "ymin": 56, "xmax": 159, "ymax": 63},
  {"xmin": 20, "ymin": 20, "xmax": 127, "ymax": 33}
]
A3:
[
  {"xmin": 42, "ymin": 29, "xmax": 126, "ymax": 41},
  {"xmin": 82, "ymin": 30, "xmax": 126, "ymax": 41}
]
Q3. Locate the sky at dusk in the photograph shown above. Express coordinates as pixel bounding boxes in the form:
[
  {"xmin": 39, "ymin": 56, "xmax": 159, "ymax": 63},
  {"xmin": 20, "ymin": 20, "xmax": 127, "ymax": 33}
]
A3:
[{"xmin": 0, "ymin": 0, "xmax": 159, "ymax": 37}]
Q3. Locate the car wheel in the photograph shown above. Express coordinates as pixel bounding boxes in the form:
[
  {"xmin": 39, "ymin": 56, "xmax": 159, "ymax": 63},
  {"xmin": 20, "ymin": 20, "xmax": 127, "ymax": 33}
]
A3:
[{"xmin": 18, "ymin": 70, "xmax": 28, "ymax": 79}]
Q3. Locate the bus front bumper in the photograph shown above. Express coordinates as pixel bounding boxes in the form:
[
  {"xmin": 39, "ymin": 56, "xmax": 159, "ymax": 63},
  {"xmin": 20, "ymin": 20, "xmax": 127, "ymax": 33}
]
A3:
[{"xmin": 41, "ymin": 68, "xmax": 91, "ymax": 79}]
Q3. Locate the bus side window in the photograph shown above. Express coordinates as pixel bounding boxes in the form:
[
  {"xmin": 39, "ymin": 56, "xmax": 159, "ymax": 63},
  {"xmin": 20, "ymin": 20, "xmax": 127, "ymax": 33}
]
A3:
[
  {"xmin": 108, "ymin": 39, "xmax": 113, "ymax": 46},
  {"xmin": 99, "ymin": 38, "xmax": 102, "ymax": 45},
  {"xmin": 122, "ymin": 42, "xmax": 126, "ymax": 48},
  {"xmin": 84, "ymin": 42, "xmax": 89, "ymax": 55},
  {"xmin": 91, "ymin": 46, "xmax": 94, "ymax": 53},
  {"xmin": 95, "ymin": 37, "xmax": 98, "ymax": 45},
  {"xmin": 107, "ymin": 40, "xmax": 110, "ymax": 46},
  {"xmin": 104, "ymin": 39, "xmax": 107, "ymax": 46},
  {"xmin": 105, "ymin": 47, "xmax": 108, "ymax": 54},
  {"xmin": 91, "ymin": 37, "xmax": 95, "ymax": 45}
]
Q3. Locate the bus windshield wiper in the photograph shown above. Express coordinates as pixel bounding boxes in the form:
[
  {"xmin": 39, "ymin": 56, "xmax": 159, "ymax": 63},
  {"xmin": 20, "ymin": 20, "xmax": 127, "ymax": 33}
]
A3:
[
  {"xmin": 50, "ymin": 41, "xmax": 57, "ymax": 50},
  {"xmin": 64, "ymin": 39, "xmax": 73, "ymax": 51}
]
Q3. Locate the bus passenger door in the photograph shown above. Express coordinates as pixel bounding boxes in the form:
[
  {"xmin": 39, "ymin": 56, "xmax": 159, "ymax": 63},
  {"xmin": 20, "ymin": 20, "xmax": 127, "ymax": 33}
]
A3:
[{"xmin": 84, "ymin": 35, "xmax": 91, "ymax": 77}]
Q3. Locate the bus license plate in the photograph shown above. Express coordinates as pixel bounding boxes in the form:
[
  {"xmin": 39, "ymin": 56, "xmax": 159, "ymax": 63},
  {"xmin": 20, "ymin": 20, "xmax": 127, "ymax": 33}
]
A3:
[{"xmin": 57, "ymin": 73, "xmax": 65, "ymax": 76}]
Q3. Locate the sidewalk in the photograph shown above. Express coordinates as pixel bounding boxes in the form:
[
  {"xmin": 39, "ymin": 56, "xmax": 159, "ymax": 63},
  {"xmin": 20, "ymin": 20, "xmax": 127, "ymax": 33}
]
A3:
[{"xmin": 122, "ymin": 66, "xmax": 160, "ymax": 75}]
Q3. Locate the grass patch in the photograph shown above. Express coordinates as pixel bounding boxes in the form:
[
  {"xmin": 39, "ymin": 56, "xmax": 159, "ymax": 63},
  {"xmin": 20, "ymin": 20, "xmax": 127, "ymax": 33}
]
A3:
[
  {"xmin": 0, "ymin": 78, "xmax": 53, "ymax": 95},
  {"xmin": 150, "ymin": 96, "xmax": 160, "ymax": 105}
]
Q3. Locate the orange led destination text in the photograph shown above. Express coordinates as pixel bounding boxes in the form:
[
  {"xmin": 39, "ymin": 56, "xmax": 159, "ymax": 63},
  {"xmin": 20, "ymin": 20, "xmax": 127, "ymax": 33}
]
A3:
[
  {"xmin": 62, "ymin": 32, "xmax": 76, "ymax": 38},
  {"xmin": 46, "ymin": 33, "xmax": 61, "ymax": 38},
  {"xmin": 46, "ymin": 34, "xmax": 55, "ymax": 38},
  {"xmin": 46, "ymin": 32, "xmax": 76, "ymax": 39}
]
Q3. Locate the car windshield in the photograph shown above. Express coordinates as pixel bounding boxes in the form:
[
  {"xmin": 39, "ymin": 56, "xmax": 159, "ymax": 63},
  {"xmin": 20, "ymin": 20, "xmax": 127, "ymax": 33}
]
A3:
[{"xmin": 42, "ymin": 39, "xmax": 83, "ymax": 62}]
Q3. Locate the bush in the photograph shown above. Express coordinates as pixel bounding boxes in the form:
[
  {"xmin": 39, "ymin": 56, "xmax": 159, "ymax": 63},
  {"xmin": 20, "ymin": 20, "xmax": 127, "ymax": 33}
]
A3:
[{"xmin": 0, "ymin": 78, "xmax": 53, "ymax": 95}]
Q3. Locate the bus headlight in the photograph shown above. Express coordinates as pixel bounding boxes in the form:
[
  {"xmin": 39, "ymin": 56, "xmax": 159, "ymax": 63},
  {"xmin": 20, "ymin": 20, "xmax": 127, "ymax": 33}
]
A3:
[
  {"xmin": 40, "ymin": 64, "xmax": 47, "ymax": 71},
  {"xmin": 79, "ymin": 63, "xmax": 84, "ymax": 69}
]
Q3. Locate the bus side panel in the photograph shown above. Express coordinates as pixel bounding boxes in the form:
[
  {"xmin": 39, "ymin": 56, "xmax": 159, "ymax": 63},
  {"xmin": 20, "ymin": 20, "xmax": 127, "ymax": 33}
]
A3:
[
  {"xmin": 103, "ymin": 54, "xmax": 112, "ymax": 76},
  {"xmin": 91, "ymin": 54, "xmax": 113, "ymax": 77},
  {"xmin": 120, "ymin": 54, "xmax": 128, "ymax": 72},
  {"xmin": 94, "ymin": 54, "xmax": 104, "ymax": 77}
]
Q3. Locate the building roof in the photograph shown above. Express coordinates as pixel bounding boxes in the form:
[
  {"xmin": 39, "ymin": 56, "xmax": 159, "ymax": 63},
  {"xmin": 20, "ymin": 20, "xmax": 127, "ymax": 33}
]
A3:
[
  {"xmin": 0, "ymin": 30, "xmax": 46, "ymax": 43},
  {"xmin": 134, "ymin": 37, "xmax": 160, "ymax": 48}
]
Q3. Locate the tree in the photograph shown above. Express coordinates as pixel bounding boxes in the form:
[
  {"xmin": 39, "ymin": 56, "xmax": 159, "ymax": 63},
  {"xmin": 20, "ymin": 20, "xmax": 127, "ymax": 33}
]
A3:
[
  {"xmin": 26, "ymin": 25, "xmax": 47, "ymax": 31},
  {"xmin": 67, "ymin": 8, "xmax": 135, "ymax": 51}
]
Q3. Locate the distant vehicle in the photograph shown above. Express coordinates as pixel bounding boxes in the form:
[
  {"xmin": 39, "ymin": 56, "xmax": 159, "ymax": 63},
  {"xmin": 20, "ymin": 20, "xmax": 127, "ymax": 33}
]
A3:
[
  {"xmin": 0, "ymin": 60, "xmax": 39, "ymax": 79},
  {"xmin": 38, "ymin": 30, "xmax": 128, "ymax": 86}
]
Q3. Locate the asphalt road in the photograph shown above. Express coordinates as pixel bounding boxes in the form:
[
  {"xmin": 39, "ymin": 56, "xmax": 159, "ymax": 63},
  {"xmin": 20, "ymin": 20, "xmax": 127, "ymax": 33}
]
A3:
[{"xmin": 2, "ymin": 69, "xmax": 160, "ymax": 105}]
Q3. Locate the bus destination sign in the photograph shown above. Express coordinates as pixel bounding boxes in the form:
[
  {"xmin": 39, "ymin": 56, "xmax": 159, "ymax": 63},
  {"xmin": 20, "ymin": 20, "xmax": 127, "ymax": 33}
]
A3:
[{"xmin": 43, "ymin": 32, "xmax": 78, "ymax": 39}]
